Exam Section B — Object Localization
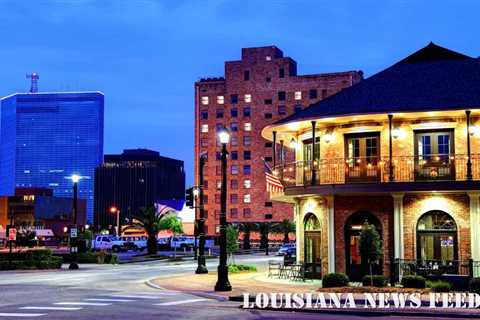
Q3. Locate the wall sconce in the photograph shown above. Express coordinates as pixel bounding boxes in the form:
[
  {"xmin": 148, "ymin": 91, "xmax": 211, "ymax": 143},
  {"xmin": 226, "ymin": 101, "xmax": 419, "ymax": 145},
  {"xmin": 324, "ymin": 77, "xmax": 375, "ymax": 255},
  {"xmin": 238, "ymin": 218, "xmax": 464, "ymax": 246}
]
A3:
[
  {"xmin": 392, "ymin": 127, "xmax": 403, "ymax": 139},
  {"xmin": 323, "ymin": 132, "xmax": 334, "ymax": 144},
  {"xmin": 469, "ymin": 125, "xmax": 479, "ymax": 136},
  {"xmin": 289, "ymin": 137, "xmax": 297, "ymax": 149}
]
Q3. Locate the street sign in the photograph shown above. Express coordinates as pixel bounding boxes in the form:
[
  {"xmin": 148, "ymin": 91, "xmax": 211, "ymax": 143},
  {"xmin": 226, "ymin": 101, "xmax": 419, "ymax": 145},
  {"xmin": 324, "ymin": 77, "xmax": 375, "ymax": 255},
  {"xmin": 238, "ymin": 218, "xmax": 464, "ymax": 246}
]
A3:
[
  {"xmin": 8, "ymin": 227, "xmax": 16, "ymax": 241},
  {"xmin": 70, "ymin": 227, "xmax": 78, "ymax": 238}
]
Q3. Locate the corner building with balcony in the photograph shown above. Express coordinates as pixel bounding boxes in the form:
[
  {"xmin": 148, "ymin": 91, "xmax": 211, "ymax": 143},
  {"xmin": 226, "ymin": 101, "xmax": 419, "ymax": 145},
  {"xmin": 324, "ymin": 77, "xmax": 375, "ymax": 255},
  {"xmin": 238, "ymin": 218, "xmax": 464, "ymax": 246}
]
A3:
[
  {"xmin": 262, "ymin": 43, "xmax": 480, "ymax": 281},
  {"xmin": 194, "ymin": 46, "xmax": 362, "ymax": 236}
]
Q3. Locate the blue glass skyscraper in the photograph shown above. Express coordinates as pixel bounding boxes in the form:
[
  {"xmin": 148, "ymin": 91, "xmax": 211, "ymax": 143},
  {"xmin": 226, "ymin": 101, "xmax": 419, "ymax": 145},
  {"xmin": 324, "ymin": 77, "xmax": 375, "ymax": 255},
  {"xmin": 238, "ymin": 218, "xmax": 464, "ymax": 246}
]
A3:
[{"xmin": 0, "ymin": 92, "xmax": 104, "ymax": 223}]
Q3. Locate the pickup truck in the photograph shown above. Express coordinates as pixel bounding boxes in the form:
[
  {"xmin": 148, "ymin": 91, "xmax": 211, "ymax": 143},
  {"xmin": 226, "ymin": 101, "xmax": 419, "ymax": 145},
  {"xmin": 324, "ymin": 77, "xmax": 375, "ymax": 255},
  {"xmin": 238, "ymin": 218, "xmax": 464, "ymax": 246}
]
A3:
[
  {"xmin": 92, "ymin": 235, "xmax": 125, "ymax": 252},
  {"xmin": 119, "ymin": 236, "xmax": 147, "ymax": 251}
]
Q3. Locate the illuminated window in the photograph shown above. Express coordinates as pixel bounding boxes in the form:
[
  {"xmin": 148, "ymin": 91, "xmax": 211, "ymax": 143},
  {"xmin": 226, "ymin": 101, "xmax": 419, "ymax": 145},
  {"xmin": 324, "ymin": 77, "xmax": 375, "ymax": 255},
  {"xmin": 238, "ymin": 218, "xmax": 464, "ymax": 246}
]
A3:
[
  {"xmin": 244, "ymin": 122, "xmax": 252, "ymax": 131},
  {"xmin": 216, "ymin": 180, "xmax": 221, "ymax": 189},
  {"xmin": 244, "ymin": 179, "xmax": 251, "ymax": 188},
  {"xmin": 244, "ymin": 94, "xmax": 252, "ymax": 103},
  {"xmin": 231, "ymin": 165, "xmax": 238, "ymax": 175},
  {"xmin": 201, "ymin": 124, "xmax": 209, "ymax": 133},
  {"xmin": 244, "ymin": 194, "xmax": 251, "ymax": 203},
  {"xmin": 266, "ymin": 56, "xmax": 272, "ymax": 61},
  {"xmin": 217, "ymin": 96, "xmax": 224, "ymax": 104},
  {"xmin": 295, "ymin": 91, "xmax": 302, "ymax": 100},
  {"xmin": 201, "ymin": 96, "xmax": 209, "ymax": 105}
]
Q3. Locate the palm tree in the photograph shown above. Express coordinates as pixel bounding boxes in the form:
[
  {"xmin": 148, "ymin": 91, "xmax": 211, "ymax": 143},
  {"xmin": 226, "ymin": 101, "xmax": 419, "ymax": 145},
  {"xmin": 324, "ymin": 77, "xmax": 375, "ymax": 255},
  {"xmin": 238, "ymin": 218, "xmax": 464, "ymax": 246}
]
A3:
[
  {"xmin": 133, "ymin": 206, "xmax": 183, "ymax": 255},
  {"xmin": 258, "ymin": 222, "xmax": 273, "ymax": 255},
  {"xmin": 273, "ymin": 219, "xmax": 296, "ymax": 244},
  {"xmin": 238, "ymin": 222, "xmax": 257, "ymax": 250}
]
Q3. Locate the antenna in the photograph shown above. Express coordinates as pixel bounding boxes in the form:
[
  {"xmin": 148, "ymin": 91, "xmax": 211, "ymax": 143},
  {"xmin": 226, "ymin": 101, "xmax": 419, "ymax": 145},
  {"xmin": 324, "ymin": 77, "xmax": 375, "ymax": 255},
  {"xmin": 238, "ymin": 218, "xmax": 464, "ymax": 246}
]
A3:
[{"xmin": 26, "ymin": 73, "xmax": 40, "ymax": 93}]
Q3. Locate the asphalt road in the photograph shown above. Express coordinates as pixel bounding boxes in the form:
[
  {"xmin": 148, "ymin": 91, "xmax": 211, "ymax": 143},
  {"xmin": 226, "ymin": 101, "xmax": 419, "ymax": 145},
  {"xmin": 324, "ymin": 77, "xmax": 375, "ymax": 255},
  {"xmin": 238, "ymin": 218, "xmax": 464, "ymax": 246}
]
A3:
[{"xmin": 0, "ymin": 255, "xmax": 466, "ymax": 319}]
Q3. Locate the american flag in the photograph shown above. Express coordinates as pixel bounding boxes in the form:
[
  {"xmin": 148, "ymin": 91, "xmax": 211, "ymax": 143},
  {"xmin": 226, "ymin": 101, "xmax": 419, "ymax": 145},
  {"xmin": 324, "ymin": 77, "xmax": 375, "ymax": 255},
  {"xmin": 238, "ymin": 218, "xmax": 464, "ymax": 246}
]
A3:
[{"xmin": 263, "ymin": 158, "xmax": 284, "ymax": 194}]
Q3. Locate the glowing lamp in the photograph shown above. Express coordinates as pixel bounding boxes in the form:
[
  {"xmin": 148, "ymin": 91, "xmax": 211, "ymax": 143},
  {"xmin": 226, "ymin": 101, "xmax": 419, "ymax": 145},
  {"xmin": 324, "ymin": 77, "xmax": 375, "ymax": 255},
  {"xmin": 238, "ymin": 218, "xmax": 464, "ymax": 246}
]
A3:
[{"xmin": 217, "ymin": 129, "xmax": 230, "ymax": 144}]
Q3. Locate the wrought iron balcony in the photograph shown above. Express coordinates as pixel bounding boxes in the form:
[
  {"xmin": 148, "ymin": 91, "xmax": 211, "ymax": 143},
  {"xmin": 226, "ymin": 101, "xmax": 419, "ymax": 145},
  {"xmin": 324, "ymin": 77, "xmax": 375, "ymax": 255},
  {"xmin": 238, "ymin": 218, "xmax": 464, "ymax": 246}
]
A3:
[{"xmin": 274, "ymin": 154, "xmax": 480, "ymax": 187}]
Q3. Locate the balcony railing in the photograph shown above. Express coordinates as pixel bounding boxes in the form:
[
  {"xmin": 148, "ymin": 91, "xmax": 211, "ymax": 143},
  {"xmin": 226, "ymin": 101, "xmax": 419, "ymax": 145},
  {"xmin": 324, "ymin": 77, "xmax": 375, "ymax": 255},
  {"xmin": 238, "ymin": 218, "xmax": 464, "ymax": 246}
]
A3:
[{"xmin": 274, "ymin": 154, "xmax": 480, "ymax": 187}]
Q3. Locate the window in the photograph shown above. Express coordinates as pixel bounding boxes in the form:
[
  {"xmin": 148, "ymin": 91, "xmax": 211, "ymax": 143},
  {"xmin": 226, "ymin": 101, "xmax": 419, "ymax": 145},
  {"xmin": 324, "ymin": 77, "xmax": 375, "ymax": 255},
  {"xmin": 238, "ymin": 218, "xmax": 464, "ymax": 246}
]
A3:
[
  {"xmin": 264, "ymin": 156, "xmax": 272, "ymax": 162},
  {"xmin": 231, "ymin": 136, "xmax": 238, "ymax": 146},
  {"xmin": 278, "ymin": 91, "xmax": 286, "ymax": 101},
  {"xmin": 231, "ymin": 108, "xmax": 238, "ymax": 117},
  {"xmin": 243, "ymin": 165, "xmax": 251, "ymax": 175},
  {"xmin": 265, "ymin": 214, "xmax": 273, "ymax": 220},
  {"xmin": 244, "ymin": 71, "xmax": 250, "ymax": 81},
  {"xmin": 204, "ymin": 210, "xmax": 208, "ymax": 218},
  {"xmin": 231, "ymin": 165, "xmax": 238, "ymax": 175},
  {"xmin": 294, "ymin": 105, "xmax": 302, "ymax": 113},
  {"xmin": 243, "ymin": 208, "xmax": 252, "ymax": 218},
  {"xmin": 201, "ymin": 96, "xmax": 209, "ymax": 105},
  {"xmin": 216, "ymin": 166, "xmax": 221, "ymax": 176},
  {"xmin": 243, "ymin": 136, "xmax": 251, "ymax": 146},
  {"xmin": 203, "ymin": 195, "xmax": 208, "ymax": 204},
  {"xmin": 243, "ymin": 107, "xmax": 251, "ymax": 117},
  {"xmin": 244, "ymin": 94, "xmax": 252, "ymax": 103},
  {"xmin": 201, "ymin": 124, "xmax": 209, "ymax": 133},
  {"xmin": 264, "ymin": 99, "xmax": 272, "ymax": 105},
  {"xmin": 215, "ymin": 210, "xmax": 221, "ymax": 218},
  {"xmin": 265, "ymin": 202, "xmax": 273, "ymax": 207},
  {"xmin": 230, "ymin": 208, "xmax": 238, "ymax": 218},
  {"xmin": 243, "ymin": 151, "xmax": 251, "ymax": 160},
  {"xmin": 216, "ymin": 109, "xmax": 224, "ymax": 118},
  {"xmin": 309, "ymin": 89, "xmax": 318, "ymax": 99},
  {"xmin": 230, "ymin": 122, "xmax": 239, "ymax": 132},
  {"xmin": 216, "ymin": 152, "xmax": 222, "ymax": 160},
  {"xmin": 215, "ymin": 123, "xmax": 224, "ymax": 131},
  {"xmin": 266, "ymin": 77, "xmax": 271, "ymax": 83},
  {"xmin": 279, "ymin": 68, "xmax": 285, "ymax": 78},
  {"xmin": 217, "ymin": 95, "xmax": 224, "ymax": 104},
  {"xmin": 231, "ymin": 180, "xmax": 238, "ymax": 189},
  {"xmin": 201, "ymin": 111, "xmax": 208, "ymax": 120},
  {"xmin": 230, "ymin": 194, "xmax": 238, "ymax": 204},
  {"xmin": 230, "ymin": 151, "xmax": 238, "ymax": 160},
  {"xmin": 244, "ymin": 179, "xmax": 251, "ymax": 188},
  {"xmin": 265, "ymin": 142, "xmax": 272, "ymax": 148},
  {"xmin": 415, "ymin": 130, "xmax": 454, "ymax": 180},
  {"xmin": 201, "ymin": 139, "xmax": 208, "ymax": 147},
  {"xmin": 216, "ymin": 180, "xmax": 222, "ymax": 190},
  {"xmin": 264, "ymin": 113, "xmax": 272, "ymax": 119},
  {"xmin": 266, "ymin": 55, "xmax": 272, "ymax": 61},
  {"xmin": 244, "ymin": 122, "xmax": 252, "ymax": 131},
  {"xmin": 243, "ymin": 194, "xmax": 251, "ymax": 203},
  {"xmin": 230, "ymin": 94, "xmax": 238, "ymax": 104},
  {"xmin": 215, "ymin": 225, "xmax": 220, "ymax": 234},
  {"xmin": 203, "ymin": 181, "xmax": 208, "ymax": 189},
  {"xmin": 417, "ymin": 210, "xmax": 457, "ymax": 261},
  {"xmin": 278, "ymin": 105, "xmax": 286, "ymax": 115},
  {"xmin": 215, "ymin": 194, "xmax": 220, "ymax": 204},
  {"xmin": 295, "ymin": 91, "xmax": 302, "ymax": 100}
]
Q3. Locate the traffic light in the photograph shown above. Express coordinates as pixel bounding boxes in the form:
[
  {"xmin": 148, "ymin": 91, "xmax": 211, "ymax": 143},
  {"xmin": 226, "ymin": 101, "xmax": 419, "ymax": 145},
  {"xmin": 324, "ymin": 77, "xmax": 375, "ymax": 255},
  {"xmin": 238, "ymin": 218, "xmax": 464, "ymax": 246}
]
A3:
[{"xmin": 185, "ymin": 187, "xmax": 194, "ymax": 208}]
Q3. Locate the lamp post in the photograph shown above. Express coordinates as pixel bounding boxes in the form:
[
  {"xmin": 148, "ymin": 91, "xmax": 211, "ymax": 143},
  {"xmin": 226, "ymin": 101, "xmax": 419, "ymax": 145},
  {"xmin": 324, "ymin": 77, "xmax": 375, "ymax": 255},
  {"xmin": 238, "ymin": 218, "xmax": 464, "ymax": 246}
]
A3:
[
  {"xmin": 196, "ymin": 153, "xmax": 208, "ymax": 274},
  {"xmin": 109, "ymin": 206, "xmax": 120, "ymax": 236},
  {"xmin": 69, "ymin": 174, "xmax": 81, "ymax": 270},
  {"xmin": 214, "ymin": 128, "xmax": 232, "ymax": 291}
]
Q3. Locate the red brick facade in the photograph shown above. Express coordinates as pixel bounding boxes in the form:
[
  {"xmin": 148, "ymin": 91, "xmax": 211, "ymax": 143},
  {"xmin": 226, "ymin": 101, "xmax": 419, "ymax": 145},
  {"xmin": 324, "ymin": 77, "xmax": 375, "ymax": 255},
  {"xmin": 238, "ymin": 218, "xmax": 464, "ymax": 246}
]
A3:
[{"xmin": 194, "ymin": 46, "xmax": 362, "ymax": 235}]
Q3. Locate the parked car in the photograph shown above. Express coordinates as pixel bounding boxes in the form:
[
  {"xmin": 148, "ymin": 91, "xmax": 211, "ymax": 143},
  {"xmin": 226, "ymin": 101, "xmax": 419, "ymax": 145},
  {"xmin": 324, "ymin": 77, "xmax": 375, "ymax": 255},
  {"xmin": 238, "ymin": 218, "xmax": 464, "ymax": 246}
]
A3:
[
  {"xmin": 276, "ymin": 243, "xmax": 296, "ymax": 256},
  {"xmin": 170, "ymin": 236, "xmax": 195, "ymax": 250},
  {"xmin": 119, "ymin": 236, "xmax": 147, "ymax": 251},
  {"xmin": 92, "ymin": 235, "xmax": 126, "ymax": 252},
  {"xmin": 157, "ymin": 236, "xmax": 171, "ymax": 249}
]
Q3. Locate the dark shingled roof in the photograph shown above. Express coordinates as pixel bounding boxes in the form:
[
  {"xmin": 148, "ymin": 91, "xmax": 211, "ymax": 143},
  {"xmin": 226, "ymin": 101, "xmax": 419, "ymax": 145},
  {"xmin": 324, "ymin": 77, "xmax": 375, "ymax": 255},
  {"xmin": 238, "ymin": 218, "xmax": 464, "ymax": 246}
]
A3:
[{"xmin": 275, "ymin": 43, "xmax": 480, "ymax": 125}]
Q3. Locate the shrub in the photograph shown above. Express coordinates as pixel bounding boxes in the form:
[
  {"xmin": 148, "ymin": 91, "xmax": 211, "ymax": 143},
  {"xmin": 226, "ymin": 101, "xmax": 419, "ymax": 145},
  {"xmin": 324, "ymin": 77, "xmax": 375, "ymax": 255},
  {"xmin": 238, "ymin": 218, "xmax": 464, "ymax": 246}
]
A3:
[
  {"xmin": 228, "ymin": 265, "xmax": 239, "ymax": 273},
  {"xmin": 362, "ymin": 275, "xmax": 388, "ymax": 287},
  {"xmin": 95, "ymin": 251, "xmax": 107, "ymax": 264},
  {"xmin": 430, "ymin": 280, "xmax": 452, "ymax": 292},
  {"xmin": 401, "ymin": 275, "xmax": 426, "ymax": 289},
  {"xmin": 228, "ymin": 264, "xmax": 257, "ymax": 273},
  {"xmin": 322, "ymin": 273, "xmax": 349, "ymax": 288},
  {"xmin": 105, "ymin": 253, "xmax": 118, "ymax": 264},
  {"xmin": 469, "ymin": 278, "xmax": 480, "ymax": 294}
]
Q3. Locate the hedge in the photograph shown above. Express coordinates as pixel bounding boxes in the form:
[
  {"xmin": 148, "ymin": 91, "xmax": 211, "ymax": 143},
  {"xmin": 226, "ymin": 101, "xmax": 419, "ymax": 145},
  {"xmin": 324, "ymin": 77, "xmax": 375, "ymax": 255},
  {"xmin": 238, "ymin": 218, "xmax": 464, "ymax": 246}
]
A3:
[
  {"xmin": 401, "ymin": 275, "xmax": 426, "ymax": 289},
  {"xmin": 362, "ymin": 275, "xmax": 388, "ymax": 287},
  {"xmin": 322, "ymin": 273, "xmax": 349, "ymax": 288}
]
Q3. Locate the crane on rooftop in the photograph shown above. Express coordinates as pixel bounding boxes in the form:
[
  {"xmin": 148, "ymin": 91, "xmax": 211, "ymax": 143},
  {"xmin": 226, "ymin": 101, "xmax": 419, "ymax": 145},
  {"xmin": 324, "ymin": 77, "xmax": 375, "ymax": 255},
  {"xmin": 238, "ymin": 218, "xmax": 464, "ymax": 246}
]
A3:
[{"xmin": 26, "ymin": 73, "xmax": 39, "ymax": 93}]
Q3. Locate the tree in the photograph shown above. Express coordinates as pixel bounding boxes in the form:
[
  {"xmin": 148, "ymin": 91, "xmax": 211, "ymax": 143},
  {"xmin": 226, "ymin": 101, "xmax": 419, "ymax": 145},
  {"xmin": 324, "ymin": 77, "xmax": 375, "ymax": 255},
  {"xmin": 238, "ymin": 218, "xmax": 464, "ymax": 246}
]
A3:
[
  {"xmin": 258, "ymin": 222, "xmax": 273, "ymax": 255},
  {"xmin": 226, "ymin": 225, "xmax": 239, "ymax": 264},
  {"xmin": 359, "ymin": 222, "xmax": 382, "ymax": 285},
  {"xmin": 133, "ymin": 207, "xmax": 182, "ymax": 255},
  {"xmin": 238, "ymin": 223, "xmax": 257, "ymax": 250},
  {"xmin": 273, "ymin": 219, "xmax": 296, "ymax": 244}
]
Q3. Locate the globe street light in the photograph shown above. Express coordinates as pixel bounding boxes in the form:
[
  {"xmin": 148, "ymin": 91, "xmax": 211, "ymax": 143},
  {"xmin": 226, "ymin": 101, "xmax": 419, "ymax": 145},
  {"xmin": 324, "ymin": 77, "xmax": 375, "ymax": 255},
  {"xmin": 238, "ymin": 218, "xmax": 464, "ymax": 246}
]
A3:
[
  {"xmin": 109, "ymin": 206, "xmax": 120, "ymax": 236},
  {"xmin": 215, "ymin": 128, "xmax": 232, "ymax": 291},
  {"xmin": 69, "ymin": 174, "xmax": 81, "ymax": 270}
]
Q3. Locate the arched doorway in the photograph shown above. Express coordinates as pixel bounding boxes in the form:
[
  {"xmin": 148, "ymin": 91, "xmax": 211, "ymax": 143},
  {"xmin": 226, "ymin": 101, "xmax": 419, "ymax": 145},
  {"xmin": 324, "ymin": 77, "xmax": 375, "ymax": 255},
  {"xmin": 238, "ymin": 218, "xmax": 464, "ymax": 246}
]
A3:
[
  {"xmin": 417, "ymin": 210, "xmax": 458, "ymax": 262},
  {"xmin": 304, "ymin": 213, "xmax": 322, "ymax": 278},
  {"xmin": 345, "ymin": 211, "xmax": 382, "ymax": 281}
]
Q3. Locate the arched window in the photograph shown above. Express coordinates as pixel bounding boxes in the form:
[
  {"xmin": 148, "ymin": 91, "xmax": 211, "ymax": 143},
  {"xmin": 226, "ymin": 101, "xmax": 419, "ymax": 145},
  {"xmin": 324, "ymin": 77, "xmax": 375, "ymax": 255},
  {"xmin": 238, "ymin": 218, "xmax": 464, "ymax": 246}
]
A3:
[
  {"xmin": 417, "ymin": 210, "xmax": 457, "ymax": 261},
  {"xmin": 304, "ymin": 213, "xmax": 321, "ymax": 231},
  {"xmin": 304, "ymin": 213, "xmax": 321, "ymax": 278}
]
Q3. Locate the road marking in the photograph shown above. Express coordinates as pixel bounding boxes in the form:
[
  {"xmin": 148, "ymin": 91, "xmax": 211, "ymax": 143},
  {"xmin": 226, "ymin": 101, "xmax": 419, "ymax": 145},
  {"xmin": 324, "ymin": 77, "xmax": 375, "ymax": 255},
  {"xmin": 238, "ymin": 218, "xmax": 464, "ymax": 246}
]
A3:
[
  {"xmin": 0, "ymin": 313, "xmax": 46, "ymax": 317},
  {"xmin": 108, "ymin": 294, "xmax": 163, "ymax": 300},
  {"xmin": 54, "ymin": 302, "xmax": 111, "ymax": 306},
  {"xmin": 20, "ymin": 307, "xmax": 82, "ymax": 311},
  {"xmin": 154, "ymin": 298, "xmax": 207, "ymax": 306},
  {"xmin": 86, "ymin": 298, "xmax": 134, "ymax": 302}
]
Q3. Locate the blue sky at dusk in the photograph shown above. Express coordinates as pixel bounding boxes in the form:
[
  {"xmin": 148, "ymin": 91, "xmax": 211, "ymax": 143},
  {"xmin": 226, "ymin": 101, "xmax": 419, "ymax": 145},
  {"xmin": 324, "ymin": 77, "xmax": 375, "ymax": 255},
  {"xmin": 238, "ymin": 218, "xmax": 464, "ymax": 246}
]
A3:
[{"xmin": 0, "ymin": 0, "xmax": 478, "ymax": 185}]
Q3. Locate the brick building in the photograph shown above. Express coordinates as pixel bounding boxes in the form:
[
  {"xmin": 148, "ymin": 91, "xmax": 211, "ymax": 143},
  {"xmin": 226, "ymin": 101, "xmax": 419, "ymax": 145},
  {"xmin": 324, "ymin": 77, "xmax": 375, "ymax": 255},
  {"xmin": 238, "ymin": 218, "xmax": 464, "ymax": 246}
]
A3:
[
  {"xmin": 194, "ymin": 46, "xmax": 362, "ymax": 235},
  {"xmin": 262, "ymin": 43, "xmax": 480, "ymax": 281}
]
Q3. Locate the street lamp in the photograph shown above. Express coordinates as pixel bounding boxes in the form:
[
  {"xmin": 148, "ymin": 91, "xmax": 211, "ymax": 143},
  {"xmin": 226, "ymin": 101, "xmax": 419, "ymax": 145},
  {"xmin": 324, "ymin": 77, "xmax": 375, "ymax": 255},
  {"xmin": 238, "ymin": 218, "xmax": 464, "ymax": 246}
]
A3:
[
  {"xmin": 109, "ymin": 206, "xmax": 120, "ymax": 236},
  {"xmin": 196, "ymin": 153, "xmax": 208, "ymax": 274},
  {"xmin": 69, "ymin": 174, "xmax": 81, "ymax": 270},
  {"xmin": 214, "ymin": 128, "xmax": 232, "ymax": 291}
]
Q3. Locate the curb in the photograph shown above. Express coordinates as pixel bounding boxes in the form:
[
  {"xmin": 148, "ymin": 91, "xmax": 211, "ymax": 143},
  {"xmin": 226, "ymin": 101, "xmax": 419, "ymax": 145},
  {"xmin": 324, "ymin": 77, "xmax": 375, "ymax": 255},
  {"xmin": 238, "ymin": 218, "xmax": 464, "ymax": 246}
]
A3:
[{"xmin": 144, "ymin": 278, "xmax": 229, "ymax": 302}]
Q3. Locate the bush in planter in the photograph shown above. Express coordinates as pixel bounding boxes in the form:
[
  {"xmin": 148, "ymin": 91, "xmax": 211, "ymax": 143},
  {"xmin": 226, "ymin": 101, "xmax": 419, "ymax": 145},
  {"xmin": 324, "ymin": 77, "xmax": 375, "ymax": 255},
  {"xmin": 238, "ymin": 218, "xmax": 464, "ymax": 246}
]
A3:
[
  {"xmin": 469, "ymin": 278, "xmax": 480, "ymax": 294},
  {"xmin": 362, "ymin": 275, "xmax": 388, "ymax": 287},
  {"xmin": 322, "ymin": 273, "xmax": 349, "ymax": 288},
  {"xmin": 401, "ymin": 275, "xmax": 426, "ymax": 289},
  {"xmin": 429, "ymin": 280, "xmax": 452, "ymax": 292}
]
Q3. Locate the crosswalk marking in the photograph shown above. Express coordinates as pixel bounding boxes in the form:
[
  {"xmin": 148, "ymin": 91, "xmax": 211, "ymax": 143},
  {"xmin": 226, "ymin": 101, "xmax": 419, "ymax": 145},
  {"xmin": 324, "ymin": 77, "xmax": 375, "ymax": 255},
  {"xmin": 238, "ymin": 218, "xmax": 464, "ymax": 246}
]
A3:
[
  {"xmin": 86, "ymin": 298, "xmax": 134, "ymax": 302},
  {"xmin": 0, "ymin": 313, "xmax": 46, "ymax": 317},
  {"xmin": 154, "ymin": 298, "xmax": 207, "ymax": 306},
  {"xmin": 54, "ymin": 302, "xmax": 111, "ymax": 306},
  {"xmin": 20, "ymin": 307, "xmax": 82, "ymax": 311}
]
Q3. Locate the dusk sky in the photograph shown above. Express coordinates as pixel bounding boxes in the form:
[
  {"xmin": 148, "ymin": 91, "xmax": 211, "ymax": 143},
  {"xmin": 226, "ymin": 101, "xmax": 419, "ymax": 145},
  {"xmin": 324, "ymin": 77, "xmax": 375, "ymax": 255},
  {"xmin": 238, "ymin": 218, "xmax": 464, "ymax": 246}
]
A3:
[{"xmin": 0, "ymin": 0, "xmax": 478, "ymax": 185}]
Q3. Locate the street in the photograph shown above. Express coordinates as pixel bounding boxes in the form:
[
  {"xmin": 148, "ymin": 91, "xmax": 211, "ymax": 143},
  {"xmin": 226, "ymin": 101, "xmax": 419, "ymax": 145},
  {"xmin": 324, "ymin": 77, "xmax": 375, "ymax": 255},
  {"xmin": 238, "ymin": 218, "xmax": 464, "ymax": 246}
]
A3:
[{"xmin": 0, "ymin": 255, "xmax": 467, "ymax": 319}]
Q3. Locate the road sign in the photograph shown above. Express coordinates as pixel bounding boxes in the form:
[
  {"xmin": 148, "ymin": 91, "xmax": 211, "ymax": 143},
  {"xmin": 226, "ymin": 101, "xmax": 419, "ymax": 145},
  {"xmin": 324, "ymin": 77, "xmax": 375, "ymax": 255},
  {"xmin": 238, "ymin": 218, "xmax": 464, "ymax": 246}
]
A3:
[
  {"xmin": 8, "ymin": 227, "xmax": 16, "ymax": 241},
  {"xmin": 70, "ymin": 227, "xmax": 78, "ymax": 238}
]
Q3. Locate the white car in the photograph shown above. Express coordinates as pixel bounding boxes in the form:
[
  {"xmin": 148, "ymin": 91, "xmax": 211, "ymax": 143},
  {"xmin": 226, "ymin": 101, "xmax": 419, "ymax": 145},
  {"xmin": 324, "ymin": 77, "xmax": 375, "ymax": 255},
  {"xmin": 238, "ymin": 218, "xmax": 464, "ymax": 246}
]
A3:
[
  {"xmin": 170, "ymin": 236, "xmax": 195, "ymax": 249},
  {"xmin": 92, "ymin": 235, "xmax": 126, "ymax": 252},
  {"xmin": 119, "ymin": 236, "xmax": 147, "ymax": 251}
]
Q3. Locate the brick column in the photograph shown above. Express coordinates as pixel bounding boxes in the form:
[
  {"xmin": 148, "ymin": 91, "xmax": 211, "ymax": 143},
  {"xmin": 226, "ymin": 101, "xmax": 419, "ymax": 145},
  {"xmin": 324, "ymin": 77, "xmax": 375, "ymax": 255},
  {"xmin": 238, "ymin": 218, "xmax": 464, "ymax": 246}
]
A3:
[
  {"xmin": 294, "ymin": 199, "xmax": 304, "ymax": 263},
  {"xmin": 468, "ymin": 193, "xmax": 480, "ymax": 267},
  {"xmin": 326, "ymin": 195, "xmax": 335, "ymax": 273},
  {"xmin": 392, "ymin": 193, "xmax": 405, "ymax": 259}
]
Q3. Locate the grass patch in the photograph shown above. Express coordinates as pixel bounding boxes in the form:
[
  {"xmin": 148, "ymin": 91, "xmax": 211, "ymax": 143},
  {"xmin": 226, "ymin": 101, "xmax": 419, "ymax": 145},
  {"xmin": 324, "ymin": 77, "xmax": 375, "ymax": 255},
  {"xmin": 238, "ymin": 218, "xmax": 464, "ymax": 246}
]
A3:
[{"xmin": 228, "ymin": 264, "xmax": 257, "ymax": 273}]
